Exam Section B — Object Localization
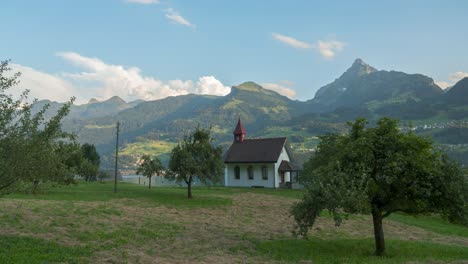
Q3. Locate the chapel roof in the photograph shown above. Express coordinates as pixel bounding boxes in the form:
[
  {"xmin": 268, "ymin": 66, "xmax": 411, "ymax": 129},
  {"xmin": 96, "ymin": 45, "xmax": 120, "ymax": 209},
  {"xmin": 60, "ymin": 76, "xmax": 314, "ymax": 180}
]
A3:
[{"xmin": 224, "ymin": 137, "xmax": 288, "ymax": 163}]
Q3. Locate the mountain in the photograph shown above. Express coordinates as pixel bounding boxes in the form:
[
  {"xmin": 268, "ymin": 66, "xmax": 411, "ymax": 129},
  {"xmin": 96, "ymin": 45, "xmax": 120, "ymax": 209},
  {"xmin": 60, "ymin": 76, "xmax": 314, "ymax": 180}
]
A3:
[
  {"xmin": 66, "ymin": 82, "xmax": 306, "ymax": 148},
  {"xmin": 309, "ymin": 59, "xmax": 443, "ymax": 111},
  {"xmin": 30, "ymin": 59, "xmax": 468, "ymax": 169},
  {"xmin": 32, "ymin": 96, "xmax": 144, "ymax": 121},
  {"xmin": 444, "ymin": 77, "xmax": 468, "ymax": 104}
]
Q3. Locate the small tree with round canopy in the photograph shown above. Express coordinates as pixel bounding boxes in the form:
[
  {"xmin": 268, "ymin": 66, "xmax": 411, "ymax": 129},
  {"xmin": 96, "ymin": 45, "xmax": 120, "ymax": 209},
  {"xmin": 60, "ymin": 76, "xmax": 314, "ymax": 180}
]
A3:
[
  {"xmin": 291, "ymin": 117, "xmax": 468, "ymax": 256},
  {"xmin": 136, "ymin": 155, "xmax": 164, "ymax": 189}
]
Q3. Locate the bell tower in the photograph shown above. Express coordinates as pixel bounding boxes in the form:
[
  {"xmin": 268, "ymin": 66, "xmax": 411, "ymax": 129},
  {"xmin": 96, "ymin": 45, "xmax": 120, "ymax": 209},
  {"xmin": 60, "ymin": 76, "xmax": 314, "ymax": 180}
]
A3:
[{"xmin": 233, "ymin": 117, "xmax": 246, "ymax": 143}]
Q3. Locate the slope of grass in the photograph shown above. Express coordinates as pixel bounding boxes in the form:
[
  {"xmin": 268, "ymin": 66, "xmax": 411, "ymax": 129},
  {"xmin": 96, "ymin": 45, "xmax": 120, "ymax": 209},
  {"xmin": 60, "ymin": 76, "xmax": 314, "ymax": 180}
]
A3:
[
  {"xmin": 388, "ymin": 213, "xmax": 468, "ymax": 238},
  {"xmin": 120, "ymin": 140, "xmax": 176, "ymax": 157},
  {"xmin": 1, "ymin": 183, "xmax": 467, "ymax": 263},
  {"xmin": 254, "ymin": 238, "xmax": 468, "ymax": 263}
]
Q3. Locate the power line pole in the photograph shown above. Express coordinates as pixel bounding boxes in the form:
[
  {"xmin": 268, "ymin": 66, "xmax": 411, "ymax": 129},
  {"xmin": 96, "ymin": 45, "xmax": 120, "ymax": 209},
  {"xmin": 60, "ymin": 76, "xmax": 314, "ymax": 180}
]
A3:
[{"xmin": 114, "ymin": 122, "xmax": 120, "ymax": 193}]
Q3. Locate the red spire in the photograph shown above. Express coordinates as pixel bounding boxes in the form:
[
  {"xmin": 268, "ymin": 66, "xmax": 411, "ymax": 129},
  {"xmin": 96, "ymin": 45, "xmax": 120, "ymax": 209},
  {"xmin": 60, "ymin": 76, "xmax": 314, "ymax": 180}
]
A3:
[{"xmin": 233, "ymin": 117, "xmax": 246, "ymax": 143}]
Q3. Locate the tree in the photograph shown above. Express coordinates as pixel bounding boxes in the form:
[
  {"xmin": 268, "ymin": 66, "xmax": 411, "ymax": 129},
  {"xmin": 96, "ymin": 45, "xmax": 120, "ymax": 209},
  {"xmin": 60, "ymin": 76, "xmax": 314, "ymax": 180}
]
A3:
[
  {"xmin": 291, "ymin": 117, "xmax": 468, "ymax": 256},
  {"xmin": 79, "ymin": 143, "xmax": 100, "ymax": 181},
  {"xmin": 97, "ymin": 170, "xmax": 109, "ymax": 183},
  {"xmin": 81, "ymin": 143, "xmax": 100, "ymax": 167},
  {"xmin": 0, "ymin": 60, "xmax": 76, "ymax": 194},
  {"xmin": 168, "ymin": 126, "xmax": 223, "ymax": 198},
  {"xmin": 136, "ymin": 155, "xmax": 164, "ymax": 189},
  {"xmin": 78, "ymin": 159, "xmax": 99, "ymax": 182}
]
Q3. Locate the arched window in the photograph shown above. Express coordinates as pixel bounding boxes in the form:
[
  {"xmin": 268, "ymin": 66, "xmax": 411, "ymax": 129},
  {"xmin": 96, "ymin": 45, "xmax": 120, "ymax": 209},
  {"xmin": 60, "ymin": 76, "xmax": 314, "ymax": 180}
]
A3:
[
  {"xmin": 262, "ymin": 166, "xmax": 268, "ymax": 180},
  {"xmin": 247, "ymin": 166, "xmax": 254, "ymax": 180},
  {"xmin": 234, "ymin": 166, "xmax": 240, "ymax": 179}
]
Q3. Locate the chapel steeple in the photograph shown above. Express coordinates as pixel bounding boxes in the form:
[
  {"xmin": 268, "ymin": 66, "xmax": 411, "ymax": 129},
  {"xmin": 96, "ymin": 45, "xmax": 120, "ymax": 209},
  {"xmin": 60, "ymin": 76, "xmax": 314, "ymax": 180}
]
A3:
[{"xmin": 233, "ymin": 117, "xmax": 246, "ymax": 143}]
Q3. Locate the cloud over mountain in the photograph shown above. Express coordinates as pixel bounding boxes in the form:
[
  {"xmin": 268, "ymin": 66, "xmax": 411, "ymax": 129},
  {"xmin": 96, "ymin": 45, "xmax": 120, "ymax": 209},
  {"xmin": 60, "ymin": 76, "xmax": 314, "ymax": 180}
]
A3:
[
  {"xmin": 10, "ymin": 53, "xmax": 230, "ymax": 104},
  {"xmin": 10, "ymin": 64, "xmax": 77, "ymax": 102},
  {"xmin": 261, "ymin": 82, "xmax": 296, "ymax": 99},
  {"xmin": 436, "ymin": 71, "xmax": 468, "ymax": 89}
]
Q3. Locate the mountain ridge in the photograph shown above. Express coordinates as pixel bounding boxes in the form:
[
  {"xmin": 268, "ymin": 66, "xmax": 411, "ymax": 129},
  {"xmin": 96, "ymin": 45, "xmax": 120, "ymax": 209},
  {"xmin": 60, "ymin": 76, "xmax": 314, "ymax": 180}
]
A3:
[{"xmin": 30, "ymin": 59, "xmax": 468, "ymax": 169}]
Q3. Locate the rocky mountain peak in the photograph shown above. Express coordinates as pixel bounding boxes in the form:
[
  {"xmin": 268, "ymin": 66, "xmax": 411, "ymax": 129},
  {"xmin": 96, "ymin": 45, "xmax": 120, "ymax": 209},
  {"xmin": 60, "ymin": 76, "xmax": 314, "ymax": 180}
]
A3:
[{"xmin": 346, "ymin": 58, "xmax": 377, "ymax": 77}]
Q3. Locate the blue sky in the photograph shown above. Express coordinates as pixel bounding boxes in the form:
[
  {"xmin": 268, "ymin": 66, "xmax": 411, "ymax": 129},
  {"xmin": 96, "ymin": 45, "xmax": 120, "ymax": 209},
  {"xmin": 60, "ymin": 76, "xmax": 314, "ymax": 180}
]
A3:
[{"xmin": 2, "ymin": 0, "xmax": 468, "ymax": 103}]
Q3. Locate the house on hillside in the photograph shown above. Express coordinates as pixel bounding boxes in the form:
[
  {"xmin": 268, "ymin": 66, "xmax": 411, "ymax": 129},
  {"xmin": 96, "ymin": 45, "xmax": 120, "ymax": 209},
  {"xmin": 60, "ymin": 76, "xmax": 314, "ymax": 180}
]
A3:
[{"xmin": 223, "ymin": 118, "xmax": 300, "ymax": 188}]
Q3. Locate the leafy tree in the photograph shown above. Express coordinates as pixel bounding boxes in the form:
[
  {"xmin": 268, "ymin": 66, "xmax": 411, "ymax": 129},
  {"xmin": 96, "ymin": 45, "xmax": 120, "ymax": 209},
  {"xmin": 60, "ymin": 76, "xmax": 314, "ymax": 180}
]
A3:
[
  {"xmin": 291, "ymin": 117, "xmax": 468, "ymax": 256},
  {"xmin": 136, "ymin": 155, "xmax": 164, "ymax": 189},
  {"xmin": 97, "ymin": 170, "xmax": 109, "ymax": 183},
  {"xmin": 81, "ymin": 143, "xmax": 100, "ymax": 167},
  {"xmin": 0, "ymin": 60, "xmax": 76, "ymax": 194},
  {"xmin": 78, "ymin": 159, "xmax": 99, "ymax": 182},
  {"xmin": 168, "ymin": 127, "xmax": 223, "ymax": 198},
  {"xmin": 78, "ymin": 143, "xmax": 100, "ymax": 181}
]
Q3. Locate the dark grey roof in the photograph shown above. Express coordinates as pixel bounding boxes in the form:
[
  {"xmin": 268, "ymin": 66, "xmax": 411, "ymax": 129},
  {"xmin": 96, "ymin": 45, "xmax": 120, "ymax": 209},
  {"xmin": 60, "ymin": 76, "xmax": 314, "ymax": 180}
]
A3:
[
  {"xmin": 278, "ymin": 160, "xmax": 299, "ymax": 171},
  {"xmin": 224, "ymin": 137, "xmax": 288, "ymax": 163}
]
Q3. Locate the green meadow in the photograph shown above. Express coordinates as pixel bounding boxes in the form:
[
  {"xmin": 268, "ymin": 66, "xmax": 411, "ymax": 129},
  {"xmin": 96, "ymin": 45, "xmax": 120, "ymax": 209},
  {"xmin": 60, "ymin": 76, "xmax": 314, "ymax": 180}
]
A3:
[{"xmin": 0, "ymin": 182, "xmax": 467, "ymax": 263}]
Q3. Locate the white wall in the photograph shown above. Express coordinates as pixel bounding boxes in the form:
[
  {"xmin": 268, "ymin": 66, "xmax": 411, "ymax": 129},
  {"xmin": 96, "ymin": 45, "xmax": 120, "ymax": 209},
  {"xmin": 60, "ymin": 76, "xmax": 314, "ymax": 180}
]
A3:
[
  {"xmin": 225, "ymin": 163, "xmax": 275, "ymax": 187},
  {"xmin": 273, "ymin": 146, "xmax": 291, "ymax": 188}
]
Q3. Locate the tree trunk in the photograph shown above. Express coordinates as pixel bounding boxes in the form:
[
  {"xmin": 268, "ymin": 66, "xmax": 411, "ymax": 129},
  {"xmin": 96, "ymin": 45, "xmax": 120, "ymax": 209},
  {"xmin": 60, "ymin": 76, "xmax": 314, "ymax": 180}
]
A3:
[
  {"xmin": 371, "ymin": 205, "xmax": 385, "ymax": 256},
  {"xmin": 187, "ymin": 176, "xmax": 192, "ymax": 199},
  {"xmin": 148, "ymin": 176, "xmax": 152, "ymax": 189}
]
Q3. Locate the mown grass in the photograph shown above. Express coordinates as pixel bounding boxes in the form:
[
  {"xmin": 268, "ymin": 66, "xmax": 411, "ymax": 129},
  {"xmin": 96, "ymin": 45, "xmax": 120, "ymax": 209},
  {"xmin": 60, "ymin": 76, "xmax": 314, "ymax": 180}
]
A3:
[
  {"xmin": 0, "ymin": 236, "xmax": 90, "ymax": 263},
  {"xmin": 388, "ymin": 213, "xmax": 468, "ymax": 238},
  {"xmin": 7, "ymin": 182, "xmax": 232, "ymax": 209},
  {"xmin": 253, "ymin": 238, "xmax": 468, "ymax": 263},
  {"xmin": 188, "ymin": 185, "xmax": 304, "ymax": 199},
  {"xmin": 1, "ymin": 182, "xmax": 467, "ymax": 263}
]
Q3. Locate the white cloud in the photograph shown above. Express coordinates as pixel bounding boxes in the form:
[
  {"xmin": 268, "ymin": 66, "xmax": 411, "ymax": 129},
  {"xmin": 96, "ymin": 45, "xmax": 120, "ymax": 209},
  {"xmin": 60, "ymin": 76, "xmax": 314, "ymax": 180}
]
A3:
[
  {"xmin": 435, "ymin": 81, "xmax": 451, "ymax": 89},
  {"xmin": 9, "ymin": 64, "xmax": 77, "ymax": 102},
  {"xmin": 261, "ymin": 82, "xmax": 296, "ymax": 99},
  {"xmin": 125, "ymin": 0, "xmax": 159, "ymax": 4},
  {"xmin": 272, "ymin": 33, "xmax": 345, "ymax": 59},
  {"xmin": 436, "ymin": 71, "xmax": 468, "ymax": 89},
  {"xmin": 165, "ymin": 8, "xmax": 195, "ymax": 28},
  {"xmin": 449, "ymin": 72, "xmax": 468, "ymax": 82},
  {"xmin": 272, "ymin": 33, "xmax": 311, "ymax": 49},
  {"xmin": 315, "ymin": 40, "xmax": 345, "ymax": 59},
  {"xmin": 54, "ymin": 52, "xmax": 229, "ymax": 102},
  {"xmin": 5, "ymin": 53, "xmax": 231, "ymax": 104},
  {"xmin": 195, "ymin": 76, "xmax": 231, "ymax": 96}
]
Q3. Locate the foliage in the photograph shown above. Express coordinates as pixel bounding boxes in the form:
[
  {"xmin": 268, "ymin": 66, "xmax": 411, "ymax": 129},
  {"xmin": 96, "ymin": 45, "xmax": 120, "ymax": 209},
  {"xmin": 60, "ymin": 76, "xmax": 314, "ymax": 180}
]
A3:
[
  {"xmin": 77, "ymin": 143, "xmax": 100, "ymax": 181},
  {"xmin": 136, "ymin": 155, "xmax": 164, "ymax": 189},
  {"xmin": 168, "ymin": 126, "xmax": 224, "ymax": 198},
  {"xmin": 0, "ymin": 60, "xmax": 77, "ymax": 194},
  {"xmin": 81, "ymin": 143, "xmax": 100, "ymax": 167},
  {"xmin": 78, "ymin": 159, "xmax": 99, "ymax": 182},
  {"xmin": 97, "ymin": 170, "xmax": 109, "ymax": 182},
  {"xmin": 291, "ymin": 117, "xmax": 468, "ymax": 256}
]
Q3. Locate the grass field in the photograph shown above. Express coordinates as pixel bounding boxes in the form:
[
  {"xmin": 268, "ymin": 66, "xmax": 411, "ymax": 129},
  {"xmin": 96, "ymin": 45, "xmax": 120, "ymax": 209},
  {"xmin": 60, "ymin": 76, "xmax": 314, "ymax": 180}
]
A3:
[{"xmin": 0, "ymin": 182, "xmax": 467, "ymax": 263}]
